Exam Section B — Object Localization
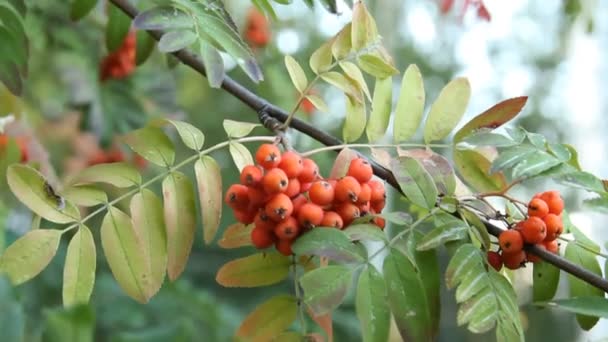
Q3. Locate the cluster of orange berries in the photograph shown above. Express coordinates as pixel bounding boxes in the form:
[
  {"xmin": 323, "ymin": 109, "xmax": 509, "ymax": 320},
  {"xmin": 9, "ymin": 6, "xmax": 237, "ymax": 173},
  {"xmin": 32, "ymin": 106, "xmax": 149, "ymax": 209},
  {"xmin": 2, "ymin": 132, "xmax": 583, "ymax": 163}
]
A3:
[
  {"xmin": 488, "ymin": 191, "xmax": 564, "ymax": 270},
  {"xmin": 100, "ymin": 31, "xmax": 136, "ymax": 81},
  {"xmin": 0, "ymin": 134, "xmax": 28, "ymax": 163},
  {"xmin": 224, "ymin": 144, "xmax": 387, "ymax": 256}
]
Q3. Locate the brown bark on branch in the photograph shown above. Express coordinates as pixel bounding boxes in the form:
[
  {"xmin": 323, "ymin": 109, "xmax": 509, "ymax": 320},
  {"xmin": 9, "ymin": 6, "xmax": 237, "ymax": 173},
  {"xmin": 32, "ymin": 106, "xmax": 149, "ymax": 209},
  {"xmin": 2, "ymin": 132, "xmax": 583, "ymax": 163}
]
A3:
[{"xmin": 109, "ymin": 0, "xmax": 608, "ymax": 293}]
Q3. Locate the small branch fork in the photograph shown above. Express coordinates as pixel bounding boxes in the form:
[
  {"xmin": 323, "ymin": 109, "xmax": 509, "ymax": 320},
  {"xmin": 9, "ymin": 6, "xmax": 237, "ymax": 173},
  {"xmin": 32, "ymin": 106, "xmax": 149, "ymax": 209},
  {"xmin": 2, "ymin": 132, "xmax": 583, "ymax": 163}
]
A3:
[{"xmin": 108, "ymin": 0, "xmax": 608, "ymax": 294}]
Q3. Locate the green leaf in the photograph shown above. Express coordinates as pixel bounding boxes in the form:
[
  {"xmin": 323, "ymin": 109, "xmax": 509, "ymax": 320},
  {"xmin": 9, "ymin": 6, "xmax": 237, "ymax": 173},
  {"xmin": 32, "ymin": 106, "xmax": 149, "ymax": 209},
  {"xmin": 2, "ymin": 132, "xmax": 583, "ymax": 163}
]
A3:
[
  {"xmin": 229, "ymin": 141, "xmax": 254, "ymax": 172},
  {"xmin": 331, "ymin": 23, "xmax": 351, "ymax": 59},
  {"xmin": 200, "ymin": 41, "xmax": 225, "ymax": 88},
  {"xmin": 135, "ymin": 31, "xmax": 155, "ymax": 65},
  {"xmin": 564, "ymin": 243, "xmax": 603, "ymax": 330},
  {"xmin": 291, "ymin": 228, "xmax": 366, "ymax": 263},
  {"xmin": 357, "ymin": 50, "xmax": 399, "ymax": 78},
  {"xmin": 399, "ymin": 149, "xmax": 456, "ymax": 196},
  {"xmin": 158, "ymin": 29, "xmax": 197, "ymax": 53},
  {"xmin": 0, "ymin": 275, "xmax": 24, "ymax": 340},
  {"xmin": 343, "ymin": 224, "xmax": 388, "ymax": 242},
  {"xmin": 63, "ymin": 225, "xmax": 96, "ymax": 307},
  {"xmin": 236, "ymin": 295, "xmax": 298, "ymax": 341},
  {"xmin": 454, "ymin": 150, "xmax": 506, "ymax": 192},
  {"xmin": 223, "ymin": 119, "xmax": 260, "ymax": 138},
  {"xmin": 394, "ymin": 64, "xmax": 425, "ymax": 143},
  {"xmin": 424, "ymin": 77, "xmax": 471, "ymax": 143},
  {"xmin": 101, "ymin": 207, "xmax": 150, "ymax": 303},
  {"xmin": 162, "ymin": 172, "xmax": 196, "ymax": 281},
  {"xmin": 309, "ymin": 41, "xmax": 333, "ymax": 74},
  {"xmin": 321, "ymin": 71, "xmax": 362, "ymax": 102},
  {"xmin": 69, "ymin": 162, "xmax": 141, "ymax": 188},
  {"xmin": 383, "ymin": 248, "xmax": 434, "ymax": 342},
  {"xmin": 532, "ymin": 262, "xmax": 559, "ymax": 302},
  {"xmin": 305, "ymin": 94, "xmax": 329, "ymax": 113},
  {"xmin": 356, "ymin": 266, "xmax": 390, "ymax": 342},
  {"xmin": 380, "ymin": 211, "xmax": 413, "ymax": 225},
  {"xmin": 457, "ymin": 132, "xmax": 517, "ymax": 149},
  {"xmin": 343, "ymin": 94, "xmax": 366, "ymax": 143},
  {"xmin": 71, "ymin": 0, "xmax": 97, "ymax": 21},
  {"xmin": 160, "ymin": 119, "xmax": 205, "ymax": 151},
  {"xmin": 454, "ymin": 97, "xmax": 528, "ymax": 142},
  {"xmin": 252, "ymin": 0, "xmax": 277, "ymax": 20},
  {"xmin": 563, "ymin": 210, "xmax": 599, "ymax": 251},
  {"xmin": 351, "ymin": 1, "xmax": 378, "ymax": 51},
  {"xmin": 7, "ymin": 165, "xmax": 80, "ymax": 224},
  {"xmin": 417, "ymin": 222, "xmax": 468, "ymax": 251},
  {"xmin": 0, "ymin": 229, "xmax": 61, "ymax": 285},
  {"xmin": 366, "ymin": 77, "xmax": 392, "ymax": 142},
  {"xmin": 133, "ymin": 6, "xmax": 193, "ymax": 30},
  {"xmin": 584, "ymin": 195, "xmax": 608, "ymax": 214},
  {"xmin": 300, "ymin": 265, "xmax": 353, "ymax": 315},
  {"xmin": 390, "ymin": 156, "xmax": 438, "ymax": 209},
  {"xmin": 216, "ymin": 252, "xmax": 291, "ymax": 287},
  {"xmin": 284, "ymin": 55, "xmax": 308, "ymax": 93},
  {"xmin": 340, "ymin": 61, "xmax": 371, "ymax": 100},
  {"xmin": 511, "ymin": 151, "xmax": 561, "ymax": 180},
  {"xmin": 123, "ymin": 126, "xmax": 175, "ymax": 167},
  {"xmin": 490, "ymin": 145, "xmax": 537, "ymax": 174},
  {"xmin": 460, "ymin": 208, "xmax": 491, "ymax": 250},
  {"xmin": 61, "ymin": 185, "xmax": 107, "ymax": 207},
  {"xmin": 555, "ymin": 171, "xmax": 605, "ymax": 193},
  {"xmin": 195, "ymin": 157, "xmax": 223, "ymax": 244},
  {"xmin": 130, "ymin": 189, "xmax": 167, "ymax": 298},
  {"xmin": 106, "ymin": 5, "xmax": 131, "ymax": 52},
  {"xmin": 42, "ymin": 305, "xmax": 94, "ymax": 342},
  {"xmin": 539, "ymin": 297, "xmax": 608, "ymax": 318}
]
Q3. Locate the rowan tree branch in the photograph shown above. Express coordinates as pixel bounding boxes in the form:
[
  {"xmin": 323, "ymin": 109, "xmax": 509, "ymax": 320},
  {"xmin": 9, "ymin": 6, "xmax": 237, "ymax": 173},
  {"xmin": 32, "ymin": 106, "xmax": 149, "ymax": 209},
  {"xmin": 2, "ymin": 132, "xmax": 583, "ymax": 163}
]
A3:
[{"xmin": 108, "ymin": 0, "xmax": 608, "ymax": 294}]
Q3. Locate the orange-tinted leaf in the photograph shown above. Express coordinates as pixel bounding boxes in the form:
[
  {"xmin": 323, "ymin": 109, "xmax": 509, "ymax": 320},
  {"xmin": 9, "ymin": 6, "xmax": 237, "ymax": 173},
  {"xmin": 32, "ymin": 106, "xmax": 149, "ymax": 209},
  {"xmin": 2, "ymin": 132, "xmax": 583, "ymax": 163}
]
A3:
[
  {"xmin": 218, "ymin": 223, "xmax": 253, "ymax": 249},
  {"xmin": 329, "ymin": 148, "xmax": 358, "ymax": 179},
  {"xmin": 236, "ymin": 295, "xmax": 298, "ymax": 342},
  {"xmin": 216, "ymin": 252, "xmax": 291, "ymax": 287},
  {"xmin": 453, "ymin": 150, "xmax": 506, "ymax": 192},
  {"xmin": 308, "ymin": 308, "xmax": 334, "ymax": 342},
  {"xmin": 454, "ymin": 96, "xmax": 527, "ymax": 142}
]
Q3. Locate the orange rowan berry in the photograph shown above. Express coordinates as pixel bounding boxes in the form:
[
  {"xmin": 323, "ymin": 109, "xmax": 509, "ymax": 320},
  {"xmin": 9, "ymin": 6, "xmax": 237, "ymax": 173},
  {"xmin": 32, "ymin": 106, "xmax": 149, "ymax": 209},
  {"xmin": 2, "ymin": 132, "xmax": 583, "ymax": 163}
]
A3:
[
  {"xmin": 371, "ymin": 199, "xmax": 386, "ymax": 214},
  {"xmin": 368, "ymin": 180, "xmax": 386, "ymax": 202},
  {"xmin": 298, "ymin": 158, "xmax": 319, "ymax": 183},
  {"xmin": 499, "ymin": 229, "xmax": 523, "ymax": 254},
  {"xmin": 543, "ymin": 213, "xmax": 563, "ymax": 241},
  {"xmin": 502, "ymin": 250, "xmax": 526, "ymax": 270},
  {"xmin": 247, "ymin": 186, "xmax": 268, "ymax": 207},
  {"xmin": 15, "ymin": 137, "xmax": 29, "ymax": 163},
  {"xmin": 528, "ymin": 198, "xmax": 549, "ymax": 218},
  {"xmin": 234, "ymin": 208, "xmax": 256, "ymax": 224},
  {"xmin": 539, "ymin": 191, "xmax": 564, "ymax": 215},
  {"xmin": 373, "ymin": 216, "xmax": 386, "ymax": 229},
  {"xmin": 358, "ymin": 202, "xmax": 371, "ymax": 216},
  {"xmin": 262, "ymin": 168, "xmax": 289, "ymax": 194},
  {"xmin": 278, "ymin": 151, "xmax": 303, "ymax": 178},
  {"xmin": 251, "ymin": 227, "xmax": 275, "ymax": 249},
  {"xmin": 240, "ymin": 165, "xmax": 264, "ymax": 186},
  {"xmin": 519, "ymin": 217, "xmax": 547, "ymax": 244},
  {"xmin": 275, "ymin": 239, "xmax": 293, "ymax": 256},
  {"xmin": 300, "ymin": 182, "xmax": 312, "ymax": 193},
  {"xmin": 320, "ymin": 211, "xmax": 343, "ymax": 229},
  {"xmin": 254, "ymin": 211, "xmax": 275, "ymax": 231},
  {"xmin": 225, "ymin": 184, "xmax": 250, "ymax": 210},
  {"xmin": 357, "ymin": 183, "xmax": 372, "ymax": 204},
  {"xmin": 487, "ymin": 251, "xmax": 503, "ymax": 271},
  {"xmin": 255, "ymin": 143, "xmax": 281, "ymax": 169},
  {"xmin": 335, "ymin": 176, "xmax": 361, "ymax": 203},
  {"xmin": 274, "ymin": 216, "xmax": 300, "ymax": 240},
  {"xmin": 284, "ymin": 178, "xmax": 301, "ymax": 198},
  {"xmin": 297, "ymin": 203, "xmax": 324, "ymax": 228},
  {"xmin": 544, "ymin": 239, "xmax": 559, "ymax": 254},
  {"xmin": 291, "ymin": 194, "xmax": 307, "ymax": 214},
  {"xmin": 337, "ymin": 202, "xmax": 361, "ymax": 226},
  {"xmin": 309, "ymin": 181, "xmax": 335, "ymax": 206},
  {"xmin": 347, "ymin": 158, "xmax": 373, "ymax": 183},
  {"xmin": 0, "ymin": 134, "xmax": 7, "ymax": 147},
  {"xmin": 265, "ymin": 193, "xmax": 294, "ymax": 222}
]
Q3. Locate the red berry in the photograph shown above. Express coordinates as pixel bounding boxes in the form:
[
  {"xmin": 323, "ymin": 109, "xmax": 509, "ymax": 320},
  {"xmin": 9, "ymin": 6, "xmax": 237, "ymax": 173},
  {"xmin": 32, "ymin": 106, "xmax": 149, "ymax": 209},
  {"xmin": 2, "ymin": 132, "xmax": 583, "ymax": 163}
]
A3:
[
  {"xmin": 335, "ymin": 176, "xmax": 361, "ymax": 203},
  {"xmin": 255, "ymin": 144, "xmax": 281, "ymax": 169},
  {"xmin": 262, "ymin": 168, "xmax": 289, "ymax": 194},
  {"xmin": 487, "ymin": 251, "xmax": 503, "ymax": 271},
  {"xmin": 309, "ymin": 181, "xmax": 335, "ymax": 206},
  {"xmin": 278, "ymin": 151, "xmax": 303, "ymax": 178},
  {"xmin": 347, "ymin": 158, "xmax": 373, "ymax": 183},
  {"xmin": 240, "ymin": 165, "xmax": 264, "ymax": 186},
  {"xmin": 251, "ymin": 227, "xmax": 275, "ymax": 249}
]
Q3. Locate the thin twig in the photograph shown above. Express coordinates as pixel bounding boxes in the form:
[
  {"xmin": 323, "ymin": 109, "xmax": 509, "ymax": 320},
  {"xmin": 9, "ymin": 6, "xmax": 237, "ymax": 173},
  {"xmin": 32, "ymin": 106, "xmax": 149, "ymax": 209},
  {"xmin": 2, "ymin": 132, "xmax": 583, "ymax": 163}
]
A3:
[{"xmin": 108, "ymin": 0, "xmax": 608, "ymax": 294}]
